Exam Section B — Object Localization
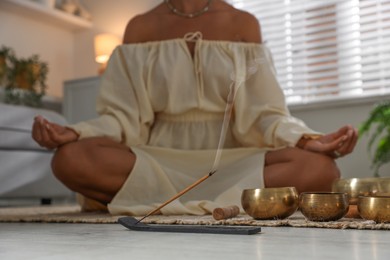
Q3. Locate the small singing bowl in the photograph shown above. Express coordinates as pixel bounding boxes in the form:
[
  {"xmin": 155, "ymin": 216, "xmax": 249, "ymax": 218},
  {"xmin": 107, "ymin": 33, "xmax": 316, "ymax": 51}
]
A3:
[
  {"xmin": 358, "ymin": 195, "xmax": 390, "ymax": 223},
  {"xmin": 241, "ymin": 187, "xmax": 299, "ymax": 220},
  {"xmin": 332, "ymin": 177, "xmax": 390, "ymax": 205},
  {"xmin": 299, "ymin": 192, "xmax": 349, "ymax": 222}
]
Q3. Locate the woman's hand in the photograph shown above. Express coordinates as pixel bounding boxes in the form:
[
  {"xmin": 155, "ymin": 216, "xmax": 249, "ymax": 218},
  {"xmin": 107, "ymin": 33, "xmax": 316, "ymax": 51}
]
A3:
[
  {"xmin": 300, "ymin": 125, "xmax": 358, "ymax": 158},
  {"xmin": 32, "ymin": 115, "xmax": 79, "ymax": 150}
]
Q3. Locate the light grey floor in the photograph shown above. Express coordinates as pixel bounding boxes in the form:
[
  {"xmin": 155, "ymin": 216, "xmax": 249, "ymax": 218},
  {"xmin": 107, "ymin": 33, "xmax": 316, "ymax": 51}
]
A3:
[{"xmin": 1, "ymin": 222, "xmax": 390, "ymax": 260}]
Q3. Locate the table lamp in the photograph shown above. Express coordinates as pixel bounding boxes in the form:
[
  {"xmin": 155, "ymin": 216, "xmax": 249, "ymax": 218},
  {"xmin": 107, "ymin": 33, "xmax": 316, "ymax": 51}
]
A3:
[{"xmin": 94, "ymin": 33, "xmax": 121, "ymax": 75}]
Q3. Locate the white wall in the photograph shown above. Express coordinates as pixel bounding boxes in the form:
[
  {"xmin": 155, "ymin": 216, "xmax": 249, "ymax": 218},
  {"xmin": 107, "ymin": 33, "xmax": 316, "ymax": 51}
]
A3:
[
  {"xmin": 72, "ymin": 0, "xmax": 161, "ymax": 82},
  {"xmin": 0, "ymin": 6, "xmax": 75, "ymax": 98},
  {"xmin": 0, "ymin": 0, "xmax": 160, "ymax": 98},
  {"xmin": 82, "ymin": 0, "xmax": 161, "ymax": 37}
]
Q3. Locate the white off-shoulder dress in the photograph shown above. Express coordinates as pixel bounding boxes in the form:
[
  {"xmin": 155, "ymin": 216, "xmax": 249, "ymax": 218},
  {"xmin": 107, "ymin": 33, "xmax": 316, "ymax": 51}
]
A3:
[{"xmin": 69, "ymin": 36, "xmax": 319, "ymax": 215}]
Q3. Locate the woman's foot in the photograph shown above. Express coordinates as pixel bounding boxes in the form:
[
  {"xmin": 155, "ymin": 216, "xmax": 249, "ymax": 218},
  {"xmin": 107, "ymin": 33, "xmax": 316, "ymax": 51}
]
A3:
[{"xmin": 77, "ymin": 194, "xmax": 108, "ymax": 212}]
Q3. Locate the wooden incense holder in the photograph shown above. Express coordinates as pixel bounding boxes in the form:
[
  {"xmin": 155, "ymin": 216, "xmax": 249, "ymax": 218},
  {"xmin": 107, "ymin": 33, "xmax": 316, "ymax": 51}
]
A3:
[{"xmin": 213, "ymin": 205, "xmax": 240, "ymax": 220}]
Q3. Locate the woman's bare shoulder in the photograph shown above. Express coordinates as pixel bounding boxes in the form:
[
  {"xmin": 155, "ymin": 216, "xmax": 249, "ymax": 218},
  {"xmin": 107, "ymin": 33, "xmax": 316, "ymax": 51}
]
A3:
[
  {"xmin": 122, "ymin": 1, "xmax": 262, "ymax": 44},
  {"xmin": 219, "ymin": 2, "xmax": 262, "ymax": 43},
  {"xmin": 122, "ymin": 3, "xmax": 167, "ymax": 44}
]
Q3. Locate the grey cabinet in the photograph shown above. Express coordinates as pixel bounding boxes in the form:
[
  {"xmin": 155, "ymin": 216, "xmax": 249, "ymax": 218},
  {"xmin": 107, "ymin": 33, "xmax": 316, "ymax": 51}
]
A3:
[{"xmin": 63, "ymin": 76, "xmax": 101, "ymax": 124}]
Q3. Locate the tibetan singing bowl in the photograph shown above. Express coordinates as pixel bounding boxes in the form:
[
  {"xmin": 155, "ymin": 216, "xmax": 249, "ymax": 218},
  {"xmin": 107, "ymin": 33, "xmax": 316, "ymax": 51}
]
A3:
[
  {"xmin": 358, "ymin": 195, "xmax": 390, "ymax": 223},
  {"xmin": 299, "ymin": 192, "xmax": 349, "ymax": 222},
  {"xmin": 241, "ymin": 187, "xmax": 299, "ymax": 220},
  {"xmin": 332, "ymin": 177, "xmax": 390, "ymax": 205}
]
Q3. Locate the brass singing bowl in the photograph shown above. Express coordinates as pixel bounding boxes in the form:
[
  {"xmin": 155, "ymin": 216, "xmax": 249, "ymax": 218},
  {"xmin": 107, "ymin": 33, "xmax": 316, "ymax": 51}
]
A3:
[
  {"xmin": 332, "ymin": 177, "xmax": 390, "ymax": 205},
  {"xmin": 299, "ymin": 192, "xmax": 349, "ymax": 222},
  {"xmin": 358, "ymin": 195, "xmax": 390, "ymax": 223},
  {"xmin": 241, "ymin": 187, "xmax": 299, "ymax": 220}
]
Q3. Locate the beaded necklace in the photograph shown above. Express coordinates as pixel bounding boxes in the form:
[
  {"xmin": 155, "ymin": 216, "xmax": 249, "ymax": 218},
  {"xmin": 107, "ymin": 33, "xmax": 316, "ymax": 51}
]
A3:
[{"xmin": 165, "ymin": 0, "xmax": 213, "ymax": 18}]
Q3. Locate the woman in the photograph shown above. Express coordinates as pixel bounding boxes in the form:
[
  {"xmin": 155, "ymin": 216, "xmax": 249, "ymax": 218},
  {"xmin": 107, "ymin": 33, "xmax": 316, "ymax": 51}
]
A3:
[{"xmin": 32, "ymin": 0, "xmax": 357, "ymax": 215}]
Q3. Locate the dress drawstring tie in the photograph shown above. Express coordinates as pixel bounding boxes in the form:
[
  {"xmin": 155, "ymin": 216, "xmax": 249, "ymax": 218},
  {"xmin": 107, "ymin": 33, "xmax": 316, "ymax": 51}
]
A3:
[{"xmin": 184, "ymin": 32, "xmax": 205, "ymax": 105}]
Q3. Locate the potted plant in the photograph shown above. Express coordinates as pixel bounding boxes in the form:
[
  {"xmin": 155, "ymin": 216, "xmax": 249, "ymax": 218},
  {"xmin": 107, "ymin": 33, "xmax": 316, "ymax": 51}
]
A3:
[
  {"xmin": 1, "ymin": 45, "xmax": 48, "ymax": 107},
  {"xmin": 0, "ymin": 46, "xmax": 12, "ymax": 86},
  {"xmin": 359, "ymin": 101, "xmax": 390, "ymax": 177}
]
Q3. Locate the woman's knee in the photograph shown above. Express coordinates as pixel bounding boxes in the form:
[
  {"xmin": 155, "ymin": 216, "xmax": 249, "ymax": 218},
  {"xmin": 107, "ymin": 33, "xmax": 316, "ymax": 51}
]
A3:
[
  {"xmin": 300, "ymin": 151, "xmax": 340, "ymax": 191},
  {"xmin": 51, "ymin": 137, "xmax": 134, "ymax": 193},
  {"xmin": 51, "ymin": 141, "xmax": 83, "ymax": 184},
  {"xmin": 264, "ymin": 148, "xmax": 341, "ymax": 192},
  {"xmin": 51, "ymin": 137, "xmax": 118, "ymax": 176},
  {"xmin": 317, "ymin": 154, "xmax": 340, "ymax": 179}
]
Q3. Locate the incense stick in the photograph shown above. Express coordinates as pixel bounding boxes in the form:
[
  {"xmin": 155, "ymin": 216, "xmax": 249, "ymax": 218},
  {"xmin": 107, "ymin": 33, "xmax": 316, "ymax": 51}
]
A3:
[
  {"xmin": 136, "ymin": 58, "xmax": 262, "ymax": 223},
  {"xmin": 135, "ymin": 171, "xmax": 216, "ymax": 224},
  {"xmin": 136, "ymin": 83, "xmax": 237, "ymax": 224}
]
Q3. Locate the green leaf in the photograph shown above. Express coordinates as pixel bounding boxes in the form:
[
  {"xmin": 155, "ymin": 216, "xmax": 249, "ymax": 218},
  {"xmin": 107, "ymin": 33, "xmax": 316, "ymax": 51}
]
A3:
[
  {"xmin": 372, "ymin": 136, "xmax": 390, "ymax": 176},
  {"xmin": 360, "ymin": 101, "xmax": 390, "ymax": 177}
]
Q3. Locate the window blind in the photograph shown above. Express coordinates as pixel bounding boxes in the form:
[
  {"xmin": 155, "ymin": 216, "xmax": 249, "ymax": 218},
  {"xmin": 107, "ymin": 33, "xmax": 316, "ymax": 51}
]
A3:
[{"xmin": 227, "ymin": 0, "xmax": 390, "ymax": 105}]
